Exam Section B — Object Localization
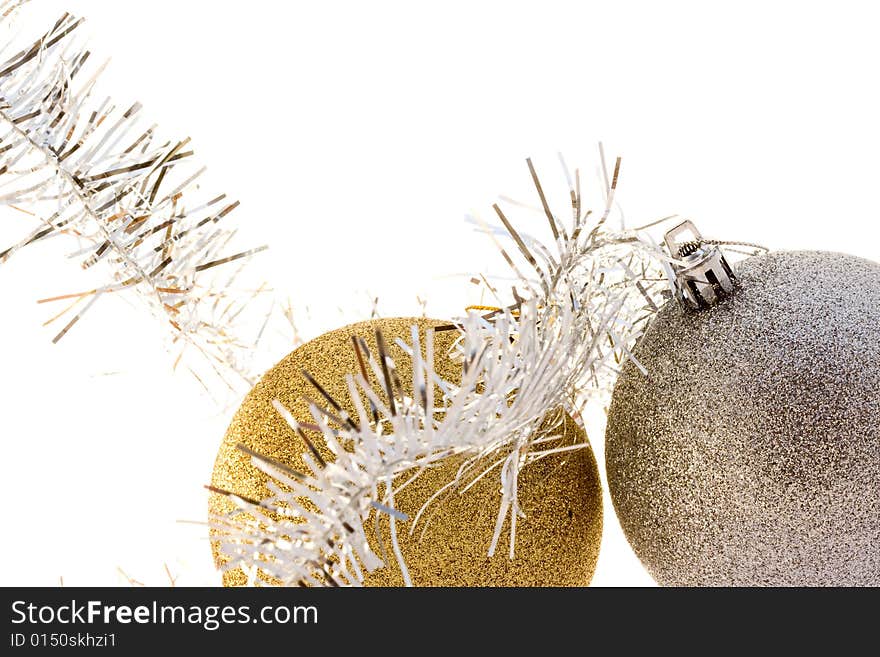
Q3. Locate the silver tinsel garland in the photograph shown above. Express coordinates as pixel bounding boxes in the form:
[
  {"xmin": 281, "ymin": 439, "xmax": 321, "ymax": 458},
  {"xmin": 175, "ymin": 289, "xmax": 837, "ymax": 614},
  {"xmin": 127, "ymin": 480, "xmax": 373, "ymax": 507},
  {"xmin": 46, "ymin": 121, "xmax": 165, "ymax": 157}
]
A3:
[
  {"xmin": 212, "ymin": 155, "xmax": 673, "ymax": 586},
  {"xmin": 1, "ymin": 5, "xmax": 736, "ymax": 588},
  {"xmin": 0, "ymin": 6, "xmax": 282, "ymax": 392}
]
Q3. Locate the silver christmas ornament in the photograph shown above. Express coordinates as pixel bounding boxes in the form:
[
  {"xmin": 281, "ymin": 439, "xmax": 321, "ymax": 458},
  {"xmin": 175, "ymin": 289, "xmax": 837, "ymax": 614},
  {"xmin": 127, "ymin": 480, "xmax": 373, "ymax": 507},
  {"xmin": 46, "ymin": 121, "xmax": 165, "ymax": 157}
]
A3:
[{"xmin": 606, "ymin": 222, "xmax": 880, "ymax": 586}]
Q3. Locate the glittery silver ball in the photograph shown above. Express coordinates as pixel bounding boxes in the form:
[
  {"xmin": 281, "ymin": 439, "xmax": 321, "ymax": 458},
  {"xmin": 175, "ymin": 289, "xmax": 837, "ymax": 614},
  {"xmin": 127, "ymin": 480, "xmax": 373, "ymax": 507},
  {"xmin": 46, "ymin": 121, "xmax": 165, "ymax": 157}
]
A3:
[{"xmin": 606, "ymin": 250, "xmax": 880, "ymax": 586}]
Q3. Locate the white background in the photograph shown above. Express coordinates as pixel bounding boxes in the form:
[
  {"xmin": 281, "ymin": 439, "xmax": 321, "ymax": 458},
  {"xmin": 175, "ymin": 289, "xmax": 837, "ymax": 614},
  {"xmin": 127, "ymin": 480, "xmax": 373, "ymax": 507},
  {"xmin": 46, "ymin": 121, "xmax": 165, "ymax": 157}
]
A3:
[{"xmin": 1, "ymin": 0, "xmax": 879, "ymax": 586}]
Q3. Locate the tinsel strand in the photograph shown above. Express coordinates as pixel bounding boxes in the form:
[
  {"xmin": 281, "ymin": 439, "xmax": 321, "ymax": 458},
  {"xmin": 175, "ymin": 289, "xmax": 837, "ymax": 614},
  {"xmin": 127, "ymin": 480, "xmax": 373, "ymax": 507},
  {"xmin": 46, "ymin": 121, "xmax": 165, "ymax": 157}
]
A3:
[
  {"xmin": 212, "ymin": 156, "xmax": 673, "ymax": 586},
  {"xmin": 0, "ymin": 9, "xmax": 278, "ymax": 391}
]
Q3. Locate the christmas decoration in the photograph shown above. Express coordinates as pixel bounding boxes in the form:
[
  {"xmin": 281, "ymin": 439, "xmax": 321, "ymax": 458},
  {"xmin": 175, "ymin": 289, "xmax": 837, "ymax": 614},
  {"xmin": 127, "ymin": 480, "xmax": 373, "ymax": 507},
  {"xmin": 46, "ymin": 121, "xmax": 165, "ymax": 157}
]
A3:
[
  {"xmin": 211, "ymin": 318, "xmax": 603, "ymax": 586},
  {"xmin": 606, "ymin": 222, "xmax": 880, "ymax": 586},
  {"xmin": 1, "ymin": 6, "xmax": 671, "ymax": 587},
  {"xmin": 0, "ymin": 8, "xmax": 285, "ymax": 392},
  {"xmin": 210, "ymin": 155, "xmax": 669, "ymax": 586}
]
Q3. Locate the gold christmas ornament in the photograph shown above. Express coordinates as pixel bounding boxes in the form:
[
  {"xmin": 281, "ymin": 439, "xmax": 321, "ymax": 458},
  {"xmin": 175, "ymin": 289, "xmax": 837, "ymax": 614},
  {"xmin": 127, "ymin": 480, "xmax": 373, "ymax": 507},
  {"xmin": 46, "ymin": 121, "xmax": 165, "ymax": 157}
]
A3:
[{"xmin": 210, "ymin": 317, "xmax": 603, "ymax": 586}]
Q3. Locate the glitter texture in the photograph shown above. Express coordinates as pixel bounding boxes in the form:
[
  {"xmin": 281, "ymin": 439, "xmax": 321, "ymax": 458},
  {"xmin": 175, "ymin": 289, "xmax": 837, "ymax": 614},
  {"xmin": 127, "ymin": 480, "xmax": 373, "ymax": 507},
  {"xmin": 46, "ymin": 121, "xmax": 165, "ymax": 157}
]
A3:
[
  {"xmin": 211, "ymin": 317, "xmax": 602, "ymax": 586},
  {"xmin": 606, "ymin": 250, "xmax": 880, "ymax": 586}
]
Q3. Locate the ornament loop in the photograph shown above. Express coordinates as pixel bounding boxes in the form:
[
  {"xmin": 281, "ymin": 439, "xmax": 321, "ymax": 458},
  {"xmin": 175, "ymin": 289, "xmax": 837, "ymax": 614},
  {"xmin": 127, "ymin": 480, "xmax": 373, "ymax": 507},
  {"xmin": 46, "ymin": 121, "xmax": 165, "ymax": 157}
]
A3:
[{"xmin": 664, "ymin": 220, "xmax": 736, "ymax": 310}]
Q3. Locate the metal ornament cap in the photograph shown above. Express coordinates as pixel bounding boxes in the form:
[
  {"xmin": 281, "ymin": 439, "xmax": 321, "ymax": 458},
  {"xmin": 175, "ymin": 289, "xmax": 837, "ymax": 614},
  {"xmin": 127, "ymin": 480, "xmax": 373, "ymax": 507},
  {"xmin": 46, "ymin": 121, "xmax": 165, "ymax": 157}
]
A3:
[
  {"xmin": 665, "ymin": 220, "xmax": 736, "ymax": 309},
  {"xmin": 606, "ymin": 250, "xmax": 880, "ymax": 586}
]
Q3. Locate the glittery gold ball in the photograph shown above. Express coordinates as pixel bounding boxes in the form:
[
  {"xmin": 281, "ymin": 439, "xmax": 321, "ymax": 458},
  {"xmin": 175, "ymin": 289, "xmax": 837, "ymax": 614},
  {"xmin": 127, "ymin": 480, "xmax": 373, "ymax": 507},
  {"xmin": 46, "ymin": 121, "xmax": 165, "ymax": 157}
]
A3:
[
  {"xmin": 210, "ymin": 317, "xmax": 603, "ymax": 586},
  {"xmin": 607, "ymin": 251, "xmax": 880, "ymax": 586}
]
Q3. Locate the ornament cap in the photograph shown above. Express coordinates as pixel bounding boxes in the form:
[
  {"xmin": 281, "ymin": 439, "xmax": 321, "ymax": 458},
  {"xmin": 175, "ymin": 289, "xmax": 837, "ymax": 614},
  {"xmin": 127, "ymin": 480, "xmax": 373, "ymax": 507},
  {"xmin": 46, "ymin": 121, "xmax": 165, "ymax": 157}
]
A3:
[{"xmin": 664, "ymin": 220, "xmax": 736, "ymax": 310}]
